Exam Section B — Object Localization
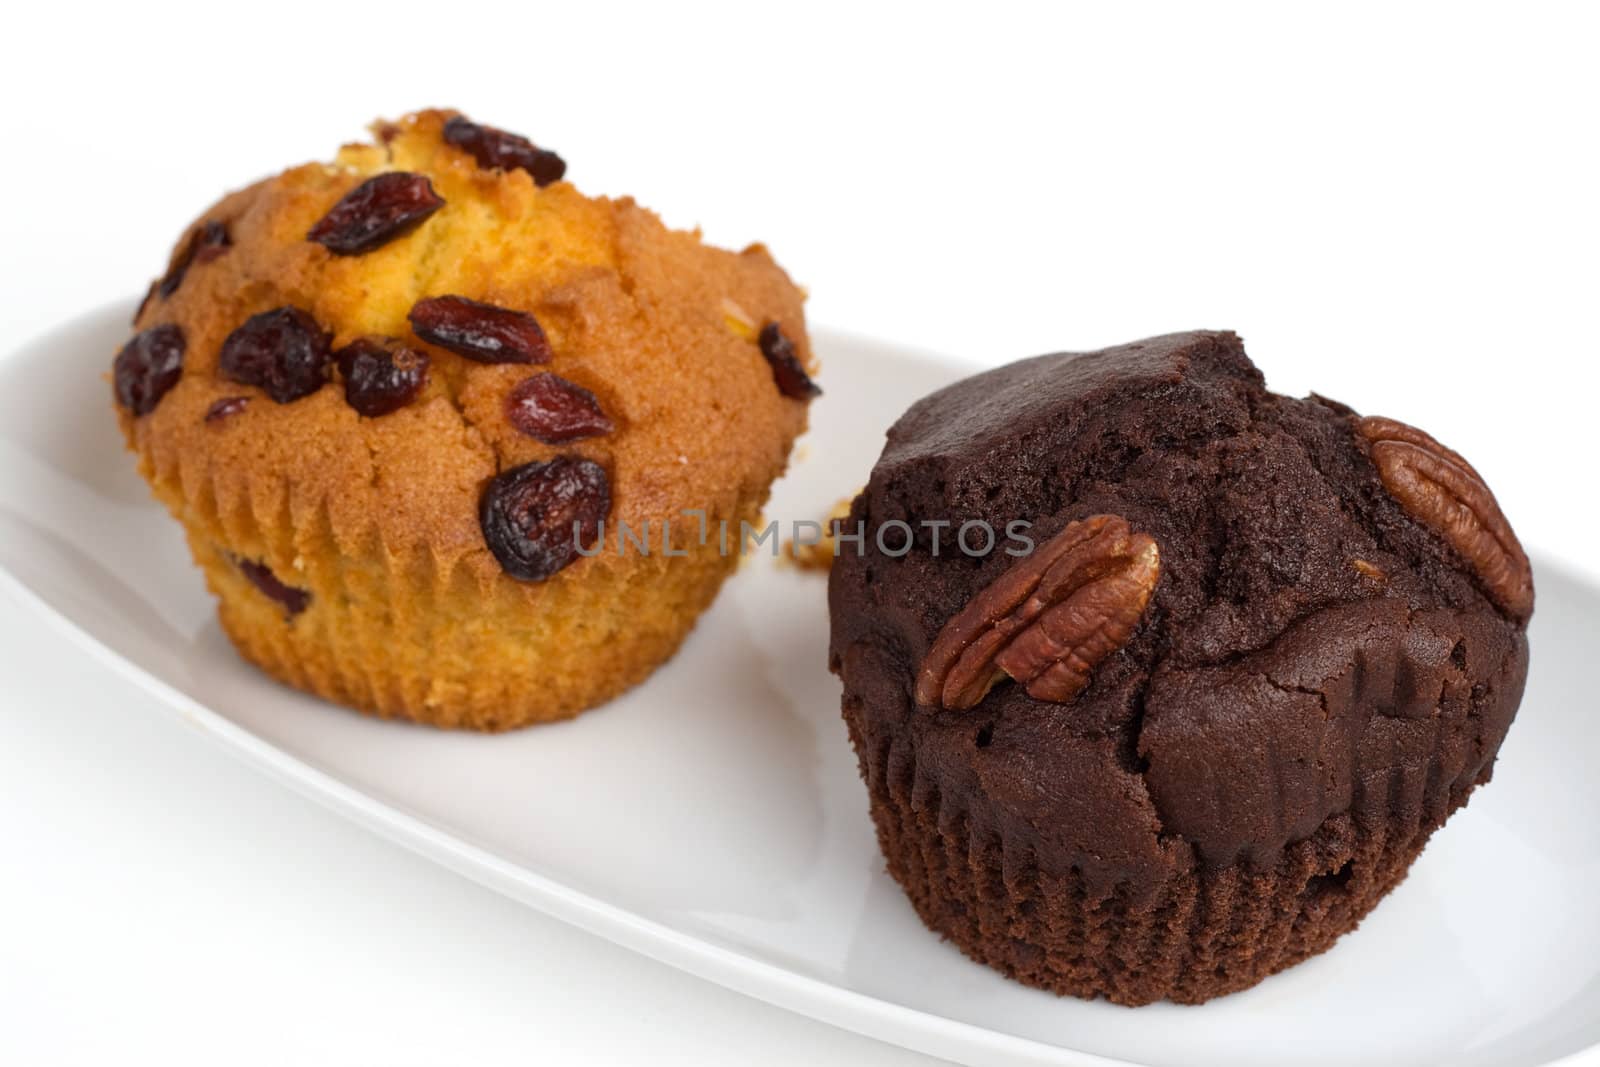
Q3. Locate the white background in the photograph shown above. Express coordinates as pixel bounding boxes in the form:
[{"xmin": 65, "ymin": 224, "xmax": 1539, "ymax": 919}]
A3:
[{"xmin": 2, "ymin": 3, "xmax": 1596, "ymax": 1065}]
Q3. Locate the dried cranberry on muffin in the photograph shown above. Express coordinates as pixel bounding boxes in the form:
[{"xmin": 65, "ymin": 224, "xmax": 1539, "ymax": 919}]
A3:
[
  {"xmin": 114, "ymin": 109, "xmax": 818, "ymax": 730},
  {"xmin": 828, "ymin": 331, "xmax": 1530, "ymax": 1005}
]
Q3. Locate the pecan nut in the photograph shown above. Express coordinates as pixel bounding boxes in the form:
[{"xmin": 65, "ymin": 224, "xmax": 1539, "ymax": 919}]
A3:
[
  {"xmin": 915, "ymin": 514, "xmax": 1160, "ymax": 710},
  {"xmin": 1357, "ymin": 415, "xmax": 1532, "ymax": 621}
]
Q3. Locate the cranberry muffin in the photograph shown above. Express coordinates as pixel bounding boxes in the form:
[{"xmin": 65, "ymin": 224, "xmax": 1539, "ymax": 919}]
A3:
[
  {"xmin": 828, "ymin": 331, "xmax": 1531, "ymax": 1004},
  {"xmin": 113, "ymin": 109, "xmax": 818, "ymax": 730}
]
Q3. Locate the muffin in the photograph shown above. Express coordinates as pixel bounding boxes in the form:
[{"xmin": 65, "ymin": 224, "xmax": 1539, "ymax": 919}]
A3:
[
  {"xmin": 828, "ymin": 330, "xmax": 1531, "ymax": 1005},
  {"xmin": 113, "ymin": 109, "xmax": 818, "ymax": 730}
]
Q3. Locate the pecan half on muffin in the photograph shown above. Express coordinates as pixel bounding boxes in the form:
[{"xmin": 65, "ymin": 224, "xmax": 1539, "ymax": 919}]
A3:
[
  {"xmin": 114, "ymin": 109, "xmax": 817, "ymax": 730},
  {"xmin": 828, "ymin": 331, "xmax": 1530, "ymax": 1005}
]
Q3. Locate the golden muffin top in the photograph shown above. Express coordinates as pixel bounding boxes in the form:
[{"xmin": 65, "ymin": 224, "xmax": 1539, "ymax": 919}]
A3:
[{"xmin": 115, "ymin": 109, "xmax": 815, "ymax": 587}]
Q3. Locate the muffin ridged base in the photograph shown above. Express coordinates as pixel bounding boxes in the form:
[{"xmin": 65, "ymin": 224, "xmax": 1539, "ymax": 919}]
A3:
[
  {"xmin": 845, "ymin": 708, "xmax": 1483, "ymax": 1006},
  {"xmin": 166, "ymin": 467, "xmax": 767, "ymax": 731}
]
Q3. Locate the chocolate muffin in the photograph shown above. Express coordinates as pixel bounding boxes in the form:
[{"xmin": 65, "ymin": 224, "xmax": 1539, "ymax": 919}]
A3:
[
  {"xmin": 114, "ymin": 109, "xmax": 817, "ymax": 730},
  {"xmin": 828, "ymin": 330, "xmax": 1531, "ymax": 1005}
]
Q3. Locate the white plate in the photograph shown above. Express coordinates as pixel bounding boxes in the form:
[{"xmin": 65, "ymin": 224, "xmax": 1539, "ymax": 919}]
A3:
[{"xmin": 3, "ymin": 304, "xmax": 1598, "ymax": 1067}]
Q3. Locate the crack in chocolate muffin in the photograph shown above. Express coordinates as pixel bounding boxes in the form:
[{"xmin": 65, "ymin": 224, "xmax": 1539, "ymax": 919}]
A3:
[{"xmin": 827, "ymin": 330, "xmax": 1531, "ymax": 1005}]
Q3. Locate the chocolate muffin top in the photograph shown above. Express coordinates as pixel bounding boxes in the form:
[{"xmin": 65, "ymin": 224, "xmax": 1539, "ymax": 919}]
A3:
[{"xmin": 828, "ymin": 331, "xmax": 1531, "ymax": 891}]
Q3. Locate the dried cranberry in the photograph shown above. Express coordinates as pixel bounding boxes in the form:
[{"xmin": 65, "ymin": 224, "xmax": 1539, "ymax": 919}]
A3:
[
  {"xmin": 236, "ymin": 557, "xmax": 311, "ymax": 617},
  {"xmin": 442, "ymin": 115, "xmax": 566, "ymax": 186},
  {"xmin": 480, "ymin": 456, "xmax": 610, "ymax": 581},
  {"xmin": 193, "ymin": 223, "xmax": 232, "ymax": 265},
  {"xmin": 506, "ymin": 374, "xmax": 614, "ymax": 442},
  {"xmin": 113, "ymin": 324, "xmax": 186, "ymax": 416},
  {"xmin": 219, "ymin": 307, "xmax": 333, "ymax": 404},
  {"xmin": 758, "ymin": 323, "xmax": 820, "ymax": 400},
  {"xmin": 306, "ymin": 172, "xmax": 444, "ymax": 255},
  {"xmin": 335, "ymin": 338, "xmax": 431, "ymax": 417},
  {"xmin": 409, "ymin": 295, "xmax": 551, "ymax": 364},
  {"xmin": 159, "ymin": 220, "xmax": 231, "ymax": 298},
  {"xmin": 205, "ymin": 395, "xmax": 251, "ymax": 423}
]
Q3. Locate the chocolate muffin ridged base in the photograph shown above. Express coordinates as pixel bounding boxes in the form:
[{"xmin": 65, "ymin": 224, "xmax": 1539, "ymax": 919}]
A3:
[{"xmin": 845, "ymin": 703, "xmax": 1487, "ymax": 1005}]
